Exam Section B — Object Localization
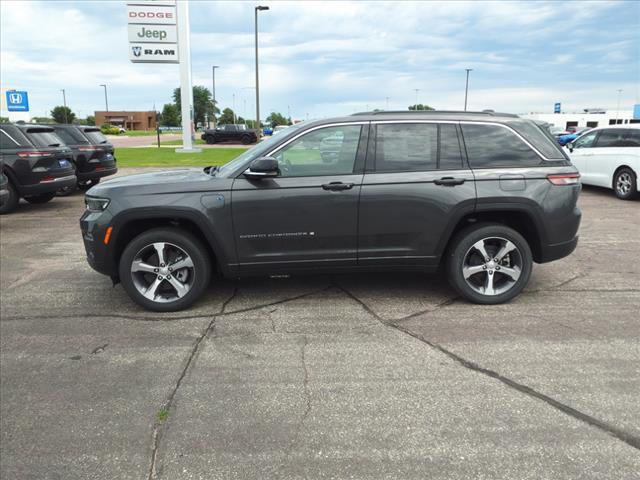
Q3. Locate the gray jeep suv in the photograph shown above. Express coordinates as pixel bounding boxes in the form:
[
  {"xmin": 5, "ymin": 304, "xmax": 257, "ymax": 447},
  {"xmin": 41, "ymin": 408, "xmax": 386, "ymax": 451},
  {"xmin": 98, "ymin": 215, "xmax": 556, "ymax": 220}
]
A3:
[{"xmin": 80, "ymin": 111, "xmax": 581, "ymax": 311}]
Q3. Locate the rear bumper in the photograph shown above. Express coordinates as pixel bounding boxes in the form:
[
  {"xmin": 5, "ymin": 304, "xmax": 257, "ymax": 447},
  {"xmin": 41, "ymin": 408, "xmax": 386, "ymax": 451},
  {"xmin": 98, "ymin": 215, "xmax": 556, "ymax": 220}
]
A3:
[
  {"xmin": 77, "ymin": 166, "xmax": 118, "ymax": 182},
  {"xmin": 538, "ymin": 236, "xmax": 579, "ymax": 263},
  {"xmin": 19, "ymin": 174, "xmax": 77, "ymax": 196}
]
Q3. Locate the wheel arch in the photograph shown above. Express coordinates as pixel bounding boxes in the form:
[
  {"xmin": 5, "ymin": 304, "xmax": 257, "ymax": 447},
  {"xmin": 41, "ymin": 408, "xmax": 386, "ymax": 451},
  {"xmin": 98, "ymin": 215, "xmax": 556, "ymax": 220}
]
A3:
[{"xmin": 611, "ymin": 164, "xmax": 637, "ymax": 189}]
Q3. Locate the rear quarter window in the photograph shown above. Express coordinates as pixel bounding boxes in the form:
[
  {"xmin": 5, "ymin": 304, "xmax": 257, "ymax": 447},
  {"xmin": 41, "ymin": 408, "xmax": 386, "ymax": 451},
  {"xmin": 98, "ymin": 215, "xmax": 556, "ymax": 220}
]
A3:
[
  {"xmin": 83, "ymin": 129, "xmax": 109, "ymax": 144},
  {"xmin": 461, "ymin": 124, "xmax": 542, "ymax": 168},
  {"xmin": 510, "ymin": 120, "xmax": 566, "ymax": 159}
]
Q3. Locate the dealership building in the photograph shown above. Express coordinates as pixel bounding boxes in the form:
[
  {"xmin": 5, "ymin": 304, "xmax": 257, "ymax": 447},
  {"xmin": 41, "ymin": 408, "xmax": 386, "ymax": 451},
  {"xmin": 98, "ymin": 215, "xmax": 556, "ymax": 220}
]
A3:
[
  {"xmin": 94, "ymin": 111, "xmax": 156, "ymax": 131},
  {"xmin": 522, "ymin": 105, "xmax": 640, "ymax": 130}
]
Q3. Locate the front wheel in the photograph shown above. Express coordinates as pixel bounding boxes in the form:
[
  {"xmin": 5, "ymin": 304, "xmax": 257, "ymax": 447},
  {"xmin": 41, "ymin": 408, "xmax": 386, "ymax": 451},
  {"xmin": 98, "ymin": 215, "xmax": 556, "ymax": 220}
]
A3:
[
  {"xmin": 119, "ymin": 228, "xmax": 211, "ymax": 312},
  {"xmin": 25, "ymin": 192, "xmax": 55, "ymax": 204},
  {"xmin": 613, "ymin": 167, "xmax": 638, "ymax": 200},
  {"xmin": 446, "ymin": 224, "xmax": 532, "ymax": 305},
  {"xmin": 205, "ymin": 135, "xmax": 216, "ymax": 144}
]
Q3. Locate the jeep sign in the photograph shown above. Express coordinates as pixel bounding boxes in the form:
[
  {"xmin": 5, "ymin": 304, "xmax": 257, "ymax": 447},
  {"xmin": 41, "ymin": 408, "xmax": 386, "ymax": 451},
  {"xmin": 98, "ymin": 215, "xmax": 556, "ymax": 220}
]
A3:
[
  {"xmin": 127, "ymin": 24, "xmax": 177, "ymax": 43},
  {"xmin": 129, "ymin": 43, "xmax": 179, "ymax": 63}
]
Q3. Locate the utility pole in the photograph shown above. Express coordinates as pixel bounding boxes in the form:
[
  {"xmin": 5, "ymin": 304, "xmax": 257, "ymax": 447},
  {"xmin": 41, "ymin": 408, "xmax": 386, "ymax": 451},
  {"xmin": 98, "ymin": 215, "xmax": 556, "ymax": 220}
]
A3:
[
  {"xmin": 413, "ymin": 89, "xmax": 420, "ymax": 108},
  {"xmin": 615, "ymin": 89, "xmax": 623, "ymax": 124},
  {"xmin": 255, "ymin": 6, "xmax": 269, "ymax": 137},
  {"xmin": 464, "ymin": 68, "xmax": 473, "ymax": 111},
  {"xmin": 99, "ymin": 84, "xmax": 109, "ymax": 112},
  {"xmin": 61, "ymin": 89, "xmax": 68, "ymax": 123},
  {"xmin": 211, "ymin": 65, "xmax": 219, "ymax": 127}
]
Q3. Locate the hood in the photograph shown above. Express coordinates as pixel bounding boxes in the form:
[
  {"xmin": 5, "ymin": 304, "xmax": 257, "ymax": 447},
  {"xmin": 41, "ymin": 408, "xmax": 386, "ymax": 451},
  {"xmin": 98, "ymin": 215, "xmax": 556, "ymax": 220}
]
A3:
[{"xmin": 88, "ymin": 168, "xmax": 231, "ymax": 197}]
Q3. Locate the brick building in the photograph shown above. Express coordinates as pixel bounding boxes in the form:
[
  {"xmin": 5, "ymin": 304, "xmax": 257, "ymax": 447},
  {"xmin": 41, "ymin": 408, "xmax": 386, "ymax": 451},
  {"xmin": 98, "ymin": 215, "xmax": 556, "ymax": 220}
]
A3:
[{"xmin": 94, "ymin": 111, "xmax": 157, "ymax": 131}]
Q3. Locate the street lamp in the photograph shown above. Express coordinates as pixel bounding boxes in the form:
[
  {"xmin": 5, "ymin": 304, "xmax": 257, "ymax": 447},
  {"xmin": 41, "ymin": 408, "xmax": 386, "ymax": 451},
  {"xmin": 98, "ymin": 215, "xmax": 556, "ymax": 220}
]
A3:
[
  {"xmin": 99, "ymin": 84, "xmax": 109, "ymax": 112},
  {"xmin": 211, "ymin": 66, "xmax": 219, "ymax": 128},
  {"xmin": 60, "ymin": 89, "xmax": 68, "ymax": 123},
  {"xmin": 464, "ymin": 68, "xmax": 473, "ymax": 111},
  {"xmin": 413, "ymin": 89, "xmax": 420, "ymax": 108},
  {"xmin": 615, "ymin": 89, "xmax": 623, "ymax": 124},
  {"xmin": 255, "ymin": 5, "xmax": 269, "ymax": 137}
]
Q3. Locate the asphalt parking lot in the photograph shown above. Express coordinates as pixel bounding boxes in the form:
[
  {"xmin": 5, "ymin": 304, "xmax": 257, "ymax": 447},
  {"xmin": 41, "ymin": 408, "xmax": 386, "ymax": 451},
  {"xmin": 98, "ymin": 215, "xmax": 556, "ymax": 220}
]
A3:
[{"xmin": 1, "ymin": 169, "xmax": 639, "ymax": 480}]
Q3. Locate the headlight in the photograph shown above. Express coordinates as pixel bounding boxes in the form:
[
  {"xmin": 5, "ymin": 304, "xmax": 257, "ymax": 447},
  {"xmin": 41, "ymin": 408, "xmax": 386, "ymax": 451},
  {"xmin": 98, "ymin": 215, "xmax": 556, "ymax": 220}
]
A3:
[{"xmin": 85, "ymin": 196, "xmax": 110, "ymax": 212}]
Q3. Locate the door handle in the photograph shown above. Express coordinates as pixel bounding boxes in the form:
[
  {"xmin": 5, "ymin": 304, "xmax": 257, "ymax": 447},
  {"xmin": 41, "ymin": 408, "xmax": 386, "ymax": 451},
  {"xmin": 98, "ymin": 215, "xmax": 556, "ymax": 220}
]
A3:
[
  {"xmin": 322, "ymin": 182, "xmax": 355, "ymax": 191},
  {"xmin": 434, "ymin": 177, "xmax": 465, "ymax": 186}
]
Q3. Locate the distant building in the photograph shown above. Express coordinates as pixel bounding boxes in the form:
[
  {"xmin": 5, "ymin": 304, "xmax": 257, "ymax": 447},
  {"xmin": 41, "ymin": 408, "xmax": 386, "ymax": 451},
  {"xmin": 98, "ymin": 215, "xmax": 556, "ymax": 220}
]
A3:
[
  {"xmin": 94, "ymin": 111, "xmax": 156, "ymax": 131},
  {"xmin": 523, "ymin": 106, "xmax": 639, "ymax": 131}
]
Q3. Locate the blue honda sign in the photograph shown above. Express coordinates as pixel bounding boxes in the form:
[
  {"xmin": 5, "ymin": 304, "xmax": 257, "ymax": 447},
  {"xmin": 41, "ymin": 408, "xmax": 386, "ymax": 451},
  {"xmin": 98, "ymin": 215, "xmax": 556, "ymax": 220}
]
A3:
[
  {"xmin": 554, "ymin": 102, "xmax": 561, "ymax": 114},
  {"xmin": 6, "ymin": 90, "xmax": 29, "ymax": 112}
]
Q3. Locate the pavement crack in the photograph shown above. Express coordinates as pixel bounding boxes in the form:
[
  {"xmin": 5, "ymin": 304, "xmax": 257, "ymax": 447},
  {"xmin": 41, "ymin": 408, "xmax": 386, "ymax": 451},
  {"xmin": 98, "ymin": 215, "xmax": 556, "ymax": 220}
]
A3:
[
  {"xmin": 90, "ymin": 343, "xmax": 108, "ymax": 355},
  {"xmin": 334, "ymin": 282, "xmax": 640, "ymax": 452},
  {"xmin": 286, "ymin": 336, "xmax": 311, "ymax": 455}
]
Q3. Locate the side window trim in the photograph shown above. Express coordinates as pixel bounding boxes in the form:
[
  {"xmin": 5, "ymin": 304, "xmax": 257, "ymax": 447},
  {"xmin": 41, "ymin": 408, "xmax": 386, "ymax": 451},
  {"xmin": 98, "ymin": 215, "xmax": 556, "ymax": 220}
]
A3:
[
  {"xmin": 1, "ymin": 129, "xmax": 20, "ymax": 147},
  {"xmin": 265, "ymin": 122, "xmax": 369, "ymax": 158}
]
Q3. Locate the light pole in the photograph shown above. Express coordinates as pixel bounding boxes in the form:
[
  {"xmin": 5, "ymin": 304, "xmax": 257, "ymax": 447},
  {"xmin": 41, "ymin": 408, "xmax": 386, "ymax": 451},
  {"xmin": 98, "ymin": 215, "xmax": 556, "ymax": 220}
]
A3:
[
  {"xmin": 464, "ymin": 68, "xmax": 473, "ymax": 111},
  {"xmin": 99, "ymin": 84, "xmax": 109, "ymax": 112},
  {"xmin": 211, "ymin": 65, "xmax": 219, "ymax": 127},
  {"xmin": 255, "ymin": 5, "xmax": 269, "ymax": 137},
  {"xmin": 413, "ymin": 89, "xmax": 420, "ymax": 108},
  {"xmin": 61, "ymin": 89, "xmax": 68, "ymax": 123},
  {"xmin": 615, "ymin": 89, "xmax": 623, "ymax": 124},
  {"xmin": 386, "ymin": 96, "xmax": 390, "ymax": 110},
  {"xmin": 232, "ymin": 93, "xmax": 236, "ymax": 124}
]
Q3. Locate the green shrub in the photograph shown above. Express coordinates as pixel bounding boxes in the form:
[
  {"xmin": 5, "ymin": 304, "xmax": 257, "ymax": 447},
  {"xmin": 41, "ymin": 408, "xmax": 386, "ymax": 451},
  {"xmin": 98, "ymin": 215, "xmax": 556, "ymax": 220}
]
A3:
[{"xmin": 100, "ymin": 123, "xmax": 122, "ymax": 135}]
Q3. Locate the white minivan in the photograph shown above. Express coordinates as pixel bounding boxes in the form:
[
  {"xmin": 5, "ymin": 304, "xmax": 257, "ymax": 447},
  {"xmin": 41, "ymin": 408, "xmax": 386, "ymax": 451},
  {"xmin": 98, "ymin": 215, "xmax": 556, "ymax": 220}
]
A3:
[{"xmin": 566, "ymin": 125, "xmax": 640, "ymax": 200}]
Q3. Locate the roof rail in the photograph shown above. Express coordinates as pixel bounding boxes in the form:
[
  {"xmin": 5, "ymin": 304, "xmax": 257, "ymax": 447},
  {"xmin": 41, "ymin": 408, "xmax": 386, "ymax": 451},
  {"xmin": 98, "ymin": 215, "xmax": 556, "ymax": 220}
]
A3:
[{"xmin": 351, "ymin": 110, "xmax": 519, "ymax": 118}]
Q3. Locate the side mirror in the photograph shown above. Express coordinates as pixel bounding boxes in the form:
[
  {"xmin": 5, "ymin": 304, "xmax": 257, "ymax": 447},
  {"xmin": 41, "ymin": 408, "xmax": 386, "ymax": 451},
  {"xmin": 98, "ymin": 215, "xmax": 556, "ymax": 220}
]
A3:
[
  {"xmin": 567, "ymin": 142, "xmax": 574, "ymax": 153},
  {"xmin": 244, "ymin": 157, "xmax": 279, "ymax": 180}
]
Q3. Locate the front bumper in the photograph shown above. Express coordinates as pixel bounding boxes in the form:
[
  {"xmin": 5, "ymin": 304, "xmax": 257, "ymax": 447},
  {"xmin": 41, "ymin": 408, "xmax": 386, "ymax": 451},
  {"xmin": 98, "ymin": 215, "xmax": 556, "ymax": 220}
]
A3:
[{"xmin": 80, "ymin": 209, "xmax": 117, "ymax": 277}]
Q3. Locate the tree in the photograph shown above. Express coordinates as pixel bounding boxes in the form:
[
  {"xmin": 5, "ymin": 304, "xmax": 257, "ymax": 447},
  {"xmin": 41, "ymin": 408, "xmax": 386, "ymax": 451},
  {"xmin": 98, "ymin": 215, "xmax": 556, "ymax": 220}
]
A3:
[
  {"xmin": 408, "ymin": 104, "xmax": 434, "ymax": 111},
  {"xmin": 30, "ymin": 116, "xmax": 54, "ymax": 124},
  {"xmin": 0, "ymin": 116, "xmax": 9, "ymax": 124},
  {"xmin": 85, "ymin": 115, "xmax": 95, "ymax": 126},
  {"xmin": 218, "ymin": 108, "xmax": 236, "ymax": 125},
  {"xmin": 51, "ymin": 106, "xmax": 76, "ymax": 124},
  {"xmin": 265, "ymin": 111, "xmax": 290, "ymax": 128},
  {"xmin": 173, "ymin": 86, "xmax": 219, "ymax": 127},
  {"xmin": 161, "ymin": 103, "xmax": 180, "ymax": 126}
]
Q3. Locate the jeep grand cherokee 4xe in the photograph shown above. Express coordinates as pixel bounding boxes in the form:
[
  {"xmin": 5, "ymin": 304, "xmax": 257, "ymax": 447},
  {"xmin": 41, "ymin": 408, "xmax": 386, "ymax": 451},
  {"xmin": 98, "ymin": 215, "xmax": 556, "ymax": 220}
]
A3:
[{"xmin": 81, "ymin": 111, "xmax": 581, "ymax": 311}]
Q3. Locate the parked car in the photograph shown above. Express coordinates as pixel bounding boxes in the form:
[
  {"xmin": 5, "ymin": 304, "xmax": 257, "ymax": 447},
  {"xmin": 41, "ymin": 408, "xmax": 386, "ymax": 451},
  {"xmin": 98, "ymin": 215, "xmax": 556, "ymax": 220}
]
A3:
[
  {"xmin": 0, "ymin": 156, "xmax": 9, "ymax": 208},
  {"xmin": 81, "ymin": 110, "xmax": 581, "ymax": 311},
  {"xmin": 558, "ymin": 128, "xmax": 591, "ymax": 146},
  {"xmin": 263, "ymin": 126, "xmax": 274, "ymax": 136},
  {"xmin": 566, "ymin": 125, "xmax": 639, "ymax": 199},
  {"xmin": 0, "ymin": 124, "xmax": 76, "ymax": 214},
  {"xmin": 49, "ymin": 124, "xmax": 118, "ymax": 194},
  {"xmin": 201, "ymin": 124, "xmax": 258, "ymax": 145}
]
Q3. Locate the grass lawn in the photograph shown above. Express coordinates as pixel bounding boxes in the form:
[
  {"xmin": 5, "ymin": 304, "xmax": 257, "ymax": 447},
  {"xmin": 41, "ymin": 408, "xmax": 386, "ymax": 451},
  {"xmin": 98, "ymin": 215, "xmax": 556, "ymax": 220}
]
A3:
[
  {"xmin": 116, "ymin": 147, "xmax": 247, "ymax": 167},
  {"xmin": 160, "ymin": 138, "xmax": 206, "ymax": 145},
  {"xmin": 123, "ymin": 130, "xmax": 182, "ymax": 137}
]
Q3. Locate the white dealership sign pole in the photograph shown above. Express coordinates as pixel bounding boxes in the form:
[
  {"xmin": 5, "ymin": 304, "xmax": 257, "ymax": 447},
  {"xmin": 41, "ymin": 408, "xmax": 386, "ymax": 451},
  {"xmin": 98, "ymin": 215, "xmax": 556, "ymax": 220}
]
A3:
[
  {"xmin": 127, "ymin": 0, "xmax": 199, "ymax": 152},
  {"xmin": 175, "ymin": 0, "xmax": 199, "ymax": 152}
]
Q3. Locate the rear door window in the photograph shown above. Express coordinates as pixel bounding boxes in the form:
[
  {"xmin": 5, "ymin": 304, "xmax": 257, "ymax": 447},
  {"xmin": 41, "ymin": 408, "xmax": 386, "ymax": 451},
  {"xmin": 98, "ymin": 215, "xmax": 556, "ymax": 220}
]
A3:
[
  {"xmin": 374, "ymin": 123, "xmax": 438, "ymax": 172},
  {"xmin": 54, "ymin": 128, "xmax": 88, "ymax": 146},
  {"xmin": 596, "ymin": 129, "xmax": 640, "ymax": 147},
  {"xmin": 461, "ymin": 124, "xmax": 541, "ymax": 168}
]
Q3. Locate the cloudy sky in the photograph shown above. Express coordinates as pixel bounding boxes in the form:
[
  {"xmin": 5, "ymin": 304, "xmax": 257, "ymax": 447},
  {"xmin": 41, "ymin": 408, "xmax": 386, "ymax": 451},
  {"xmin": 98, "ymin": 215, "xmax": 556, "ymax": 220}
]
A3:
[{"xmin": 1, "ymin": 0, "xmax": 638, "ymax": 121}]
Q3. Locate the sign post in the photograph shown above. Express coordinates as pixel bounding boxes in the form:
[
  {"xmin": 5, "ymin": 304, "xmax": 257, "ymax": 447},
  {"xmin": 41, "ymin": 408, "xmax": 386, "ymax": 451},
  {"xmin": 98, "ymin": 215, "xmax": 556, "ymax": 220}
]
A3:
[{"xmin": 127, "ymin": 0, "xmax": 199, "ymax": 152}]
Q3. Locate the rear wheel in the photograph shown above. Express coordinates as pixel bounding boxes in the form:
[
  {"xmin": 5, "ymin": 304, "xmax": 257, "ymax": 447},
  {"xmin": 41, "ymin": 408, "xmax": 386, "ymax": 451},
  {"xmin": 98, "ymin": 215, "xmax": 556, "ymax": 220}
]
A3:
[
  {"xmin": 613, "ymin": 167, "xmax": 637, "ymax": 200},
  {"xmin": 0, "ymin": 181, "xmax": 19, "ymax": 214},
  {"xmin": 25, "ymin": 192, "xmax": 55, "ymax": 204},
  {"xmin": 119, "ymin": 228, "xmax": 211, "ymax": 312},
  {"xmin": 205, "ymin": 135, "xmax": 216, "ymax": 144},
  {"xmin": 241, "ymin": 135, "xmax": 252, "ymax": 145},
  {"xmin": 446, "ymin": 224, "xmax": 532, "ymax": 304}
]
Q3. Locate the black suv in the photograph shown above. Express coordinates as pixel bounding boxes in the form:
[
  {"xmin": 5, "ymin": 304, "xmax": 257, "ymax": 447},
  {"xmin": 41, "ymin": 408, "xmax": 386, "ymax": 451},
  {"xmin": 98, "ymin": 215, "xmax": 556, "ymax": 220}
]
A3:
[
  {"xmin": 50, "ymin": 125, "xmax": 117, "ymax": 194},
  {"xmin": 201, "ymin": 124, "xmax": 258, "ymax": 145},
  {"xmin": 81, "ymin": 111, "xmax": 581, "ymax": 311},
  {"xmin": 0, "ymin": 124, "xmax": 76, "ymax": 214},
  {"xmin": 0, "ymin": 156, "xmax": 9, "ymax": 208}
]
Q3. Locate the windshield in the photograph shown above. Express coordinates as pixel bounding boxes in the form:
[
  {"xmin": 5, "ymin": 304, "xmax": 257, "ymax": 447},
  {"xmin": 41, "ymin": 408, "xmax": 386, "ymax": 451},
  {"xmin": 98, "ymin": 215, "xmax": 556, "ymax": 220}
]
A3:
[
  {"xmin": 216, "ymin": 123, "xmax": 306, "ymax": 176},
  {"xmin": 83, "ymin": 129, "xmax": 109, "ymax": 144},
  {"xmin": 25, "ymin": 129, "xmax": 64, "ymax": 148}
]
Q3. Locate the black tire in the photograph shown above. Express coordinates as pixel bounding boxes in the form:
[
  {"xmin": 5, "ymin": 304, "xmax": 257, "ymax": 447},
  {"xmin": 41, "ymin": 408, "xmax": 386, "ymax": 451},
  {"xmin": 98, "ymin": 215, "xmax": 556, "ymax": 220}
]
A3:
[
  {"xmin": 446, "ymin": 223, "xmax": 533, "ymax": 305},
  {"xmin": 78, "ymin": 178, "xmax": 100, "ymax": 191},
  {"xmin": 24, "ymin": 192, "xmax": 55, "ymax": 204},
  {"xmin": 0, "ymin": 181, "xmax": 19, "ymax": 214},
  {"xmin": 205, "ymin": 135, "xmax": 216, "ymax": 144},
  {"xmin": 613, "ymin": 167, "xmax": 638, "ymax": 200},
  {"xmin": 119, "ymin": 228, "xmax": 211, "ymax": 312},
  {"xmin": 241, "ymin": 135, "xmax": 252, "ymax": 145}
]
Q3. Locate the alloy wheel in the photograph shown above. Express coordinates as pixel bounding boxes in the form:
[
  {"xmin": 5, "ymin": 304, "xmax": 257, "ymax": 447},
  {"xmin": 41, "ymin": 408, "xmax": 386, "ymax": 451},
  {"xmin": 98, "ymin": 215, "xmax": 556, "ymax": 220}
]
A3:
[
  {"xmin": 616, "ymin": 172, "xmax": 632, "ymax": 196},
  {"xmin": 130, "ymin": 242, "xmax": 195, "ymax": 303},
  {"xmin": 462, "ymin": 236, "xmax": 523, "ymax": 296}
]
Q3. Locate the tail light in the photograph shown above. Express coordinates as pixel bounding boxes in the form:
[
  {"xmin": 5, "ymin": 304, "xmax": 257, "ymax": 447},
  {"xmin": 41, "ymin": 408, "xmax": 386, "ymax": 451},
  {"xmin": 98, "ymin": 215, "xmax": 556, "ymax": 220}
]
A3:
[
  {"xmin": 547, "ymin": 173, "xmax": 580, "ymax": 185},
  {"xmin": 17, "ymin": 151, "xmax": 51, "ymax": 158}
]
